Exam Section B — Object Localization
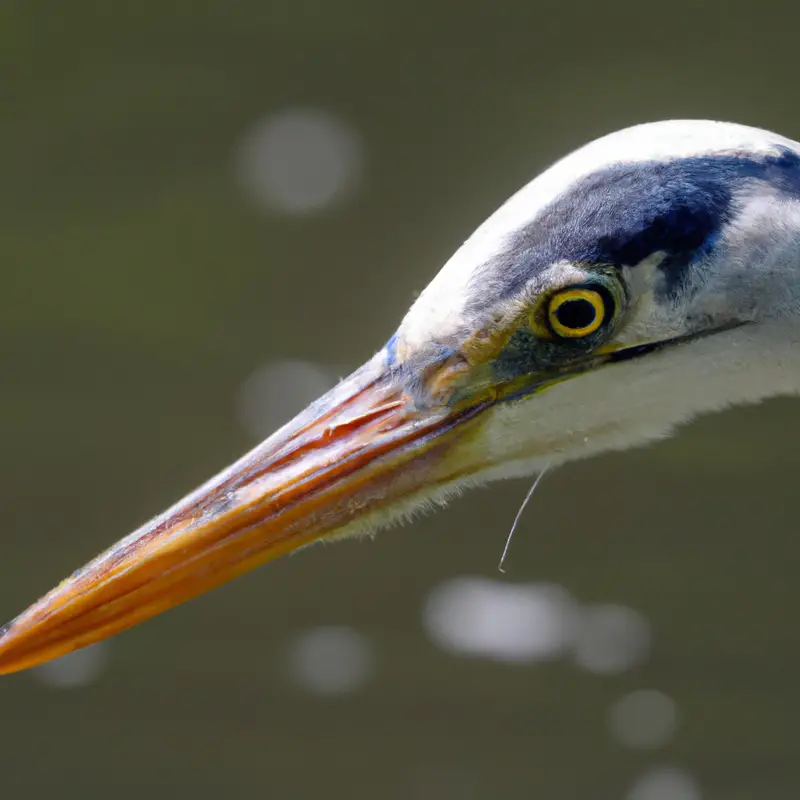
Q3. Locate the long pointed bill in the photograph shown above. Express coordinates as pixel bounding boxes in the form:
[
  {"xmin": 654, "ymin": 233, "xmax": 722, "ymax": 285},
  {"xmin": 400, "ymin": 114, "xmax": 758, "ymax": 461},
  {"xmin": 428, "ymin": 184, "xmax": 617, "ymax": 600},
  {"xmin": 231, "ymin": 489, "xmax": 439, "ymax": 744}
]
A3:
[{"xmin": 0, "ymin": 354, "xmax": 489, "ymax": 675}]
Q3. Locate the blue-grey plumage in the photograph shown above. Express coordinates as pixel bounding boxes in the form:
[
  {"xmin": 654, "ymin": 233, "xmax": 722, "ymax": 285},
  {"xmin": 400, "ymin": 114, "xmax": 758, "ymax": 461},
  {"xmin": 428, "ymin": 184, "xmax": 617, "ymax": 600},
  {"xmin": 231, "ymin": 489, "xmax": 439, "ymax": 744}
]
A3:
[{"xmin": 3, "ymin": 119, "xmax": 800, "ymax": 674}]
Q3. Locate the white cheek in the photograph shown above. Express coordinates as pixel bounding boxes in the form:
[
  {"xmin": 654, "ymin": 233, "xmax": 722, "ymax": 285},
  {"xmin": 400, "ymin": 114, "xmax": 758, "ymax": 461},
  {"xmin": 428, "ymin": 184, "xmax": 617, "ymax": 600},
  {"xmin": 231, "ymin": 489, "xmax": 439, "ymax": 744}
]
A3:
[
  {"xmin": 704, "ymin": 192, "xmax": 800, "ymax": 321},
  {"xmin": 447, "ymin": 320, "xmax": 800, "ymax": 482}
]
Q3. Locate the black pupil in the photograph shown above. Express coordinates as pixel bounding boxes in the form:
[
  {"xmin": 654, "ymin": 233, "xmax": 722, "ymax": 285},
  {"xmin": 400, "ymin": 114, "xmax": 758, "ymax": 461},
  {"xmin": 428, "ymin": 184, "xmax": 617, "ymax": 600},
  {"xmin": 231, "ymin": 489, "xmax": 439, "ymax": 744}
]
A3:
[{"xmin": 555, "ymin": 297, "xmax": 598, "ymax": 330}]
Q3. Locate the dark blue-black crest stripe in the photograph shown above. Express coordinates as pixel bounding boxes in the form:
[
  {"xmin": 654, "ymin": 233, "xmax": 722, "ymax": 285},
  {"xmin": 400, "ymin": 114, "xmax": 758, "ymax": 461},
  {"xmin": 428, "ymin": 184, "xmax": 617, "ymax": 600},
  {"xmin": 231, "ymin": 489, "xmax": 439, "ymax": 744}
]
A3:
[{"xmin": 468, "ymin": 146, "xmax": 800, "ymax": 308}]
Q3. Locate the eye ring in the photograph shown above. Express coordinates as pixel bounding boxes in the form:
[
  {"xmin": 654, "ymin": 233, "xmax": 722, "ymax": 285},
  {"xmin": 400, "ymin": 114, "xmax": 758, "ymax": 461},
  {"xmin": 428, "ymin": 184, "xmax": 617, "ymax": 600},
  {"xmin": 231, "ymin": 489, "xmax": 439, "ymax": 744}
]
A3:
[{"xmin": 547, "ymin": 288, "xmax": 606, "ymax": 338}]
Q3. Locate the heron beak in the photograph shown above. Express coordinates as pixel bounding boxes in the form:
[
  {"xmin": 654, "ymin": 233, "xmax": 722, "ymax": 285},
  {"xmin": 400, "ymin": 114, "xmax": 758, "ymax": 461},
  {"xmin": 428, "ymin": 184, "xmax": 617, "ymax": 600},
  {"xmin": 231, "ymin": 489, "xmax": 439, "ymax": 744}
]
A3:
[{"xmin": 0, "ymin": 353, "xmax": 488, "ymax": 675}]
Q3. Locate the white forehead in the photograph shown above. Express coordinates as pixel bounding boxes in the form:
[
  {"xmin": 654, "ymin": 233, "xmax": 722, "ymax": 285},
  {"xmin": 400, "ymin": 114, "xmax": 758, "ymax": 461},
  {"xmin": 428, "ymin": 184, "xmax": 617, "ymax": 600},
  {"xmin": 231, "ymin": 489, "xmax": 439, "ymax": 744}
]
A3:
[{"xmin": 397, "ymin": 119, "xmax": 800, "ymax": 356}]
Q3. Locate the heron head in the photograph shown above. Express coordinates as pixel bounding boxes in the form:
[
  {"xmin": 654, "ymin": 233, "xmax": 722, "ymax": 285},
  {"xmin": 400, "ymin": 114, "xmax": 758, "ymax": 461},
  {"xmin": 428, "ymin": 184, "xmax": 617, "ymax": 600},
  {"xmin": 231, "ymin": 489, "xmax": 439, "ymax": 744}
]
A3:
[
  {"xmin": 4, "ymin": 119, "xmax": 800, "ymax": 673},
  {"xmin": 392, "ymin": 119, "xmax": 800, "ymax": 471}
]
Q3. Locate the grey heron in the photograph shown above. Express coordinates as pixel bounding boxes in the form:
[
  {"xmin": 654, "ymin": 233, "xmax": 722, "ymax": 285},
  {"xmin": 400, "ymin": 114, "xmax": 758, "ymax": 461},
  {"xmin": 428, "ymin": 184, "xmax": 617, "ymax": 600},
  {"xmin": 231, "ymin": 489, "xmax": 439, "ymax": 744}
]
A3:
[{"xmin": 2, "ymin": 118, "xmax": 799, "ymax": 674}]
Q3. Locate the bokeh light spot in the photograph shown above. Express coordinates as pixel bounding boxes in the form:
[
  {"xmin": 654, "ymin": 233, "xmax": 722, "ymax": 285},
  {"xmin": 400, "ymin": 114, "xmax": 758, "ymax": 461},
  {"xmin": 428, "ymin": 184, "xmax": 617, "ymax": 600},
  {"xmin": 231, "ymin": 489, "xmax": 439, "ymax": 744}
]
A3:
[
  {"xmin": 609, "ymin": 689, "xmax": 679, "ymax": 749},
  {"xmin": 32, "ymin": 643, "xmax": 109, "ymax": 690},
  {"xmin": 235, "ymin": 107, "xmax": 365, "ymax": 214},
  {"xmin": 423, "ymin": 577, "xmax": 579, "ymax": 663},
  {"xmin": 627, "ymin": 766, "xmax": 702, "ymax": 800},
  {"xmin": 573, "ymin": 603, "xmax": 652, "ymax": 675},
  {"xmin": 287, "ymin": 625, "xmax": 373, "ymax": 696}
]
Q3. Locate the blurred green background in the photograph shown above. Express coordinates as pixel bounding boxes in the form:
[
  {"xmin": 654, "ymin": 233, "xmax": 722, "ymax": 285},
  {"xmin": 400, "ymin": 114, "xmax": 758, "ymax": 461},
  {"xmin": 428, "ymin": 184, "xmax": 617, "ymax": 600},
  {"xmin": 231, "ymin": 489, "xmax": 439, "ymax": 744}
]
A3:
[{"xmin": 2, "ymin": 2, "xmax": 800, "ymax": 798}]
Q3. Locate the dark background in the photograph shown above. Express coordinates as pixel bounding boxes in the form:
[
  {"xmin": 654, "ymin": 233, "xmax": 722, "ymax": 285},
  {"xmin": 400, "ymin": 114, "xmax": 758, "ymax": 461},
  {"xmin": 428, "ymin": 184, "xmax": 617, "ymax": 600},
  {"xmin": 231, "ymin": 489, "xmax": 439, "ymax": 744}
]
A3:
[{"xmin": 1, "ymin": 2, "xmax": 799, "ymax": 798}]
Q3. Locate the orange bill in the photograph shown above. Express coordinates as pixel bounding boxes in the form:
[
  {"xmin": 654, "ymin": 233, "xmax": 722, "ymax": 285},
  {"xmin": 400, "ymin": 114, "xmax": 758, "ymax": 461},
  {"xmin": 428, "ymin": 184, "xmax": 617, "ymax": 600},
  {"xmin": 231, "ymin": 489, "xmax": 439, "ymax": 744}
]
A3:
[{"xmin": 0, "ymin": 353, "xmax": 490, "ymax": 675}]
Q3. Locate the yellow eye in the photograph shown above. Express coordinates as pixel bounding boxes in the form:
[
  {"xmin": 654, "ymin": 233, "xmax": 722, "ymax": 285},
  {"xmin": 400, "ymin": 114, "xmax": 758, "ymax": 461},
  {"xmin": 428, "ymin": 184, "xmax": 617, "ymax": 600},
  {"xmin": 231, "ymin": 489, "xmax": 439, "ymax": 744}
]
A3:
[{"xmin": 547, "ymin": 288, "xmax": 606, "ymax": 338}]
